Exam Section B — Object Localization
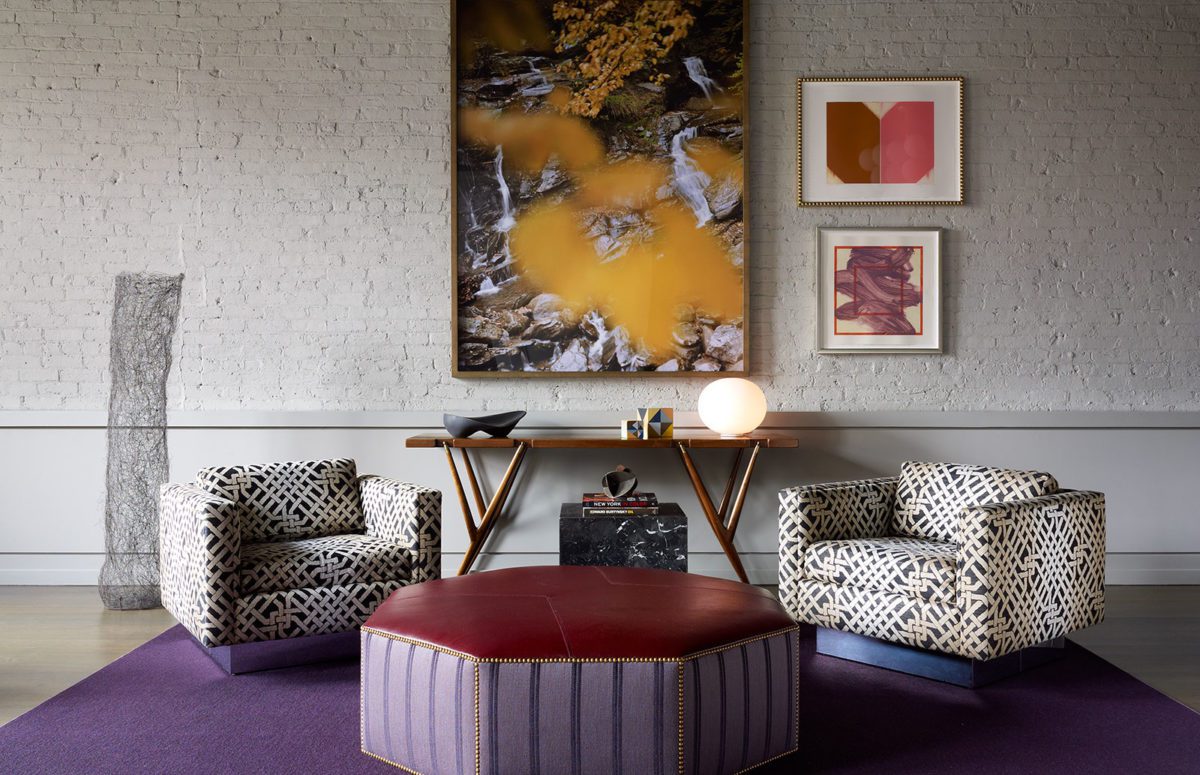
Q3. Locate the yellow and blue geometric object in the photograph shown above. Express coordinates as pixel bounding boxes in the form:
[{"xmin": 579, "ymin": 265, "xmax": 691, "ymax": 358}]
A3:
[{"xmin": 639, "ymin": 408, "xmax": 674, "ymax": 439}]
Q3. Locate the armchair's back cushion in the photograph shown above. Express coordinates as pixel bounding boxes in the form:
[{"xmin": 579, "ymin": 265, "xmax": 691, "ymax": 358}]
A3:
[
  {"xmin": 893, "ymin": 461, "xmax": 1058, "ymax": 541},
  {"xmin": 196, "ymin": 458, "xmax": 364, "ymax": 542}
]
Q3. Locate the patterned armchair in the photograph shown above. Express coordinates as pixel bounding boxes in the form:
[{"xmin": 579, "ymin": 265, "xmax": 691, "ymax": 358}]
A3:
[
  {"xmin": 159, "ymin": 458, "xmax": 440, "ymax": 653},
  {"xmin": 778, "ymin": 461, "xmax": 1105, "ymax": 662}
]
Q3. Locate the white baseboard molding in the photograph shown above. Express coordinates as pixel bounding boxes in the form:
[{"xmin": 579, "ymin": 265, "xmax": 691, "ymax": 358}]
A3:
[
  {"xmin": 0, "ymin": 553, "xmax": 106, "ymax": 585},
  {"xmin": 1104, "ymin": 554, "xmax": 1200, "ymax": 585},
  {"xmin": 4, "ymin": 552, "xmax": 1197, "ymax": 586}
]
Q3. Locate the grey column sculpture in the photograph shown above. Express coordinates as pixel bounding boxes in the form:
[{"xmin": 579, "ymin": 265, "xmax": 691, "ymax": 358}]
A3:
[{"xmin": 99, "ymin": 272, "xmax": 184, "ymax": 610}]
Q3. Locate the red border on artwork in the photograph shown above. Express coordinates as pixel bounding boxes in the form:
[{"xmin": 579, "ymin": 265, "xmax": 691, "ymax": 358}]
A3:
[{"xmin": 832, "ymin": 246, "xmax": 924, "ymax": 336}]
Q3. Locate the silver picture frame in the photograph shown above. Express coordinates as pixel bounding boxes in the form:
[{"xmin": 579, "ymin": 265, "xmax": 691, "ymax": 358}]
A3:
[{"xmin": 815, "ymin": 226, "xmax": 944, "ymax": 354}]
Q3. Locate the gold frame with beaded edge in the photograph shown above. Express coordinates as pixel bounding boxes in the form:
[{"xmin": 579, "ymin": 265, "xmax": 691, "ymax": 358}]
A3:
[
  {"xmin": 797, "ymin": 76, "xmax": 964, "ymax": 206},
  {"xmin": 451, "ymin": 0, "xmax": 750, "ymax": 377}
]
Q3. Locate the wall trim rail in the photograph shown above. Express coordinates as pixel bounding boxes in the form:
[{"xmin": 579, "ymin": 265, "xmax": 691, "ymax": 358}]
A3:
[{"xmin": 2, "ymin": 411, "xmax": 1198, "ymax": 585}]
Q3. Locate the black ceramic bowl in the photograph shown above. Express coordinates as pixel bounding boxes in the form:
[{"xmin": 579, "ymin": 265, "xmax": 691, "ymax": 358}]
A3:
[{"xmin": 442, "ymin": 411, "xmax": 527, "ymax": 439}]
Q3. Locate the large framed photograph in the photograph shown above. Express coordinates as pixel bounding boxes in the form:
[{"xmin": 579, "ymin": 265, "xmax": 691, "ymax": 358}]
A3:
[
  {"xmin": 797, "ymin": 77, "xmax": 963, "ymax": 206},
  {"xmin": 816, "ymin": 227, "xmax": 943, "ymax": 353},
  {"xmin": 453, "ymin": 0, "xmax": 747, "ymax": 376}
]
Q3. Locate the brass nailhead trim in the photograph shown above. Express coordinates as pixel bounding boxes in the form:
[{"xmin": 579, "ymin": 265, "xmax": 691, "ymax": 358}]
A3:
[
  {"xmin": 736, "ymin": 746, "xmax": 802, "ymax": 774},
  {"xmin": 359, "ymin": 632, "xmax": 366, "ymax": 752},
  {"xmin": 683, "ymin": 627, "xmax": 800, "ymax": 662},
  {"xmin": 796, "ymin": 628, "xmax": 802, "ymax": 757},
  {"xmin": 473, "ymin": 663, "xmax": 481, "ymax": 775},
  {"xmin": 676, "ymin": 660, "xmax": 685, "ymax": 775},
  {"xmin": 361, "ymin": 625, "xmax": 800, "ymax": 665},
  {"xmin": 361, "ymin": 628, "xmax": 477, "ymax": 661},
  {"xmin": 361, "ymin": 747, "xmax": 428, "ymax": 775}
]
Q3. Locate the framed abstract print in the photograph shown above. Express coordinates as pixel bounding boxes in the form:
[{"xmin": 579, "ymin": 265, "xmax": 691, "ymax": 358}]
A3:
[
  {"xmin": 797, "ymin": 77, "xmax": 963, "ymax": 206},
  {"xmin": 816, "ymin": 227, "xmax": 943, "ymax": 353},
  {"xmin": 453, "ymin": 0, "xmax": 748, "ymax": 376}
]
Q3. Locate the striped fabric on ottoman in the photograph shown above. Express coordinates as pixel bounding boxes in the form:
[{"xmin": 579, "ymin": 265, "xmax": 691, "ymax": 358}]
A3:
[{"xmin": 361, "ymin": 566, "xmax": 799, "ymax": 775}]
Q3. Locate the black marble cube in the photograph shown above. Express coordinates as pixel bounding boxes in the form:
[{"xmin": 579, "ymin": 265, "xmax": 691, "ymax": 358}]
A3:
[{"xmin": 559, "ymin": 502, "xmax": 687, "ymax": 572}]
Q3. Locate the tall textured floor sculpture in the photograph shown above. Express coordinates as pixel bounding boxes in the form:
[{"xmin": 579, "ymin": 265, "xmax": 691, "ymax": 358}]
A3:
[{"xmin": 99, "ymin": 272, "xmax": 183, "ymax": 610}]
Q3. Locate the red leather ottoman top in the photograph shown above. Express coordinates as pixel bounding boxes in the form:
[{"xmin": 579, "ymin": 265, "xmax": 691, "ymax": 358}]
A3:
[{"xmin": 363, "ymin": 566, "xmax": 796, "ymax": 660}]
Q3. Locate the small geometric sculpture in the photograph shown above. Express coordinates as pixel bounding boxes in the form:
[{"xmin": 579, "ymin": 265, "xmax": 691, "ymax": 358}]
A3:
[
  {"xmin": 601, "ymin": 465, "xmax": 638, "ymax": 498},
  {"xmin": 639, "ymin": 407, "xmax": 674, "ymax": 439},
  {"xmin": 99, "ymin": 272, "xmax": 183, "ymax": 610},
  {"xmin": 442, "ymin": 410, "xmax": 526, "ymax": 439},
  {"xmin": 621, "ymin": 419, "xmax": 643, "ymax": 440}
]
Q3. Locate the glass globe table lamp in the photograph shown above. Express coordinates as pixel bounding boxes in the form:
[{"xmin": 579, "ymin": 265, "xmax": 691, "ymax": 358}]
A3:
[{"xmin": 697, "ymin": 378, "xmax": 768, "ymax": 437}]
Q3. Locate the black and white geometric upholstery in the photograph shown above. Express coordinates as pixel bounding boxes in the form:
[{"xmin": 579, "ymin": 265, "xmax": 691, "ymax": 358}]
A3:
[
  {"xmin": 804, "ymin": 536, "xmax": 959, "ymax": 603},
  {"xmin": 160, "ymin": 459, "xmax": 441, "ymax": 648},
  {"xmin": 195, "ymin": 458, "xmax": 365, "ymax": 543},
  {"xmin": 159, "ymin": 483, "xmax": 242, "ymax": 647},
  {"xmin": 893, "ymin": 460, "xmax": 1059, "ymax": 542},
  {"xmin": 359, "ymin": 475, "xmax": 441, "ymax": 584},
  {"xmin": 238, "ymin": 535, "xmax": 411, "ymax": 595},
  {"xmin": 779, "ymin": 462, "xmax": 1105, "ymax": 660}
]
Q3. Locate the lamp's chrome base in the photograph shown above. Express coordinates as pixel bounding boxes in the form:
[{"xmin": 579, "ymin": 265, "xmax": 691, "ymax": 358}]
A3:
[
  {"xmin": 816, "ymin": 627, "xmax": 1065, "ymax": 688},
  {"xmin": 198, "ymin": 630, "xmax": 360, "ymax": 675}
]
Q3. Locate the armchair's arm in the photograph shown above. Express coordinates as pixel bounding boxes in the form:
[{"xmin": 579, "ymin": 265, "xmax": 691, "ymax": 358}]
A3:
[
  {"xmin": 779, "ymin": 476, "xmax": 897, "ymax": 550},
  {"xmin": 359, "ymin": 475, "xmax": 442, "ymax": 583},
  {"xmin": 778, "ymin": 476, "xmax": 898, "ymax": 595},
  {"xmin": 956, "ymin": 490, "xmax": 1106, "ymax": 660},
  {"xmin": 158, "ymin": 484, "xmax": 241, "ymax": 647}
]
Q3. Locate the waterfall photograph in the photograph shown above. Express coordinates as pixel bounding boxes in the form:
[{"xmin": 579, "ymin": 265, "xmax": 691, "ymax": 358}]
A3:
[{"xmin": 453, "ymin": 0, "xmax": 746, "ymax": 375}]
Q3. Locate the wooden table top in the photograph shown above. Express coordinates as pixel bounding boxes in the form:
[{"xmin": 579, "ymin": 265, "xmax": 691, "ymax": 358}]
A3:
[{"xmin": 405, "ymin": 431, "xmax": 798, "ymax": 449}]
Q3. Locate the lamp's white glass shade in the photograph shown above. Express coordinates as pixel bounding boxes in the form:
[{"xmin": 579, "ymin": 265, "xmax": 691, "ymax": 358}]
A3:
[{"xmin": 697, "ymin": 378, "xmax": 768, "ymax": 437}]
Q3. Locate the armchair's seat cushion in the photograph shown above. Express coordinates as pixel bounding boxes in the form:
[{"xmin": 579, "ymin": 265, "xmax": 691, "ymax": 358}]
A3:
[
  {"xmin": 893, "ymin": 461, "xmax": 1058, "ymax": 541},
  {"xmin": 805, "ymin": 536, "xmax": 959, "ymax": 603},
  {"xmin": 239, "ymin": 534, "xmax": 411, "ymax": 595},
  {"xmin": 196, "ymin": 458, "xmax": 364, "ymax": 542}
]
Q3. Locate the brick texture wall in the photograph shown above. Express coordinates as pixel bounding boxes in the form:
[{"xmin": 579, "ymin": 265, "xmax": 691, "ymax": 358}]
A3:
[{"xmin": 2, "ymin": 0, "xmax": 1197, "ymax": 411}]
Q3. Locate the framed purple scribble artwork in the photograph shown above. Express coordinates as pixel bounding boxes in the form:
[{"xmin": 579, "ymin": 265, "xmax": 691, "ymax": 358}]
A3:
[{"xmin": 816, "ymin": 227, "xmax": 943, "ymax": 353}]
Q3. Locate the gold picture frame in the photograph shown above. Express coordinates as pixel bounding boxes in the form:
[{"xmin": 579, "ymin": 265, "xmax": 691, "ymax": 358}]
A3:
[
  {"xmin": 451, "ymin": 0, "xmax": 750, "ymax": 378},
  {"xmin": 797, "ymin": 76, "xmax": 964, "ymax": 206}
]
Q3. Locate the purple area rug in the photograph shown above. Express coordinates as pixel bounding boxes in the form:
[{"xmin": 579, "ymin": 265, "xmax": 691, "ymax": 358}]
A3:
[{"xmin": 2, "ymin": 625, "xmax": 1198, "ymax": 774}]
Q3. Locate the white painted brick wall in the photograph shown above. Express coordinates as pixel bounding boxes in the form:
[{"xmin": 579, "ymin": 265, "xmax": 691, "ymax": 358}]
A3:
[{"xmin": 2, "ymin": 0, "xmax": 1197, "ymax": 412}]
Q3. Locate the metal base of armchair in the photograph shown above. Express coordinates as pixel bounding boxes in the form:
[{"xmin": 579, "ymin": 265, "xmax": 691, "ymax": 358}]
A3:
[
  {"xmin": 199, "ymin": 630, "xmax": 359, "ymax": 675},
  {"xmin": 816, "ymin": 627, "xmax": 1066, "ymax": 688}
]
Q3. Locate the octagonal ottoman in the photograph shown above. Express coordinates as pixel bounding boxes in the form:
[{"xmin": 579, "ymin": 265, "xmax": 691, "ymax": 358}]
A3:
[{"xmin": 360, "ymin": 566, "xmax": 799, "ymax": 775}]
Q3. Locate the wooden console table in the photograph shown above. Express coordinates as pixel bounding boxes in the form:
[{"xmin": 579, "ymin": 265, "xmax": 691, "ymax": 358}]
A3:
[{"xmin": 405, "ymin": 431, "xmax": 799, "ymax": 583}]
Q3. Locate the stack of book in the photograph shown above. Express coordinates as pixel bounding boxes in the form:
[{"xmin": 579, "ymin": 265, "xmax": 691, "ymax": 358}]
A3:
[{"xmin": 581, "ymin": 492, "xmax": 659, "ymax": 516}]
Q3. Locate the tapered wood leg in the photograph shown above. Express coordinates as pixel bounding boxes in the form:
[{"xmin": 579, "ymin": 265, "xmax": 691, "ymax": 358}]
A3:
[
  {"xmin": 459, "ymin": 448, "xmax": 488, "ymax": 523},
  {"xmin": 456, "ymin": 442, "xmax": 528, "ymax": 576},
  {"xmin": 726, "ymin": 442, "xmax": 761, "ymax": 539},
  {"xmin": 716, "ymin": 448, "xmax": 744, "ymax": 520},
  {"xmin": 444, "ymin": 445, "xmax": 478, "ymax": 542},
  {"xmin": 677, "ymin": 444, "xmax": 751, "ymax": 583}
]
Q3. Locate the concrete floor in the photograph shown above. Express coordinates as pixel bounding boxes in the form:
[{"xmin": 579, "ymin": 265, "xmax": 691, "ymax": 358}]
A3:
[
  {"xmin": 1071, "ymin": 585, "xmax": 1200, "ymax": 712},
  {"xmin": 0, "ymin": 585, "xmax": 1197, "ymax": 725}
]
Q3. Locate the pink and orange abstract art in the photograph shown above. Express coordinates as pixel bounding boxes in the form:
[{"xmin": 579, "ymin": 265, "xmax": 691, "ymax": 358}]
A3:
[
  {"xmin": 832, "ymin": 246, "xmax": 924, "ymax": 336},
  {"xmin": 826, "ymin": 101, "xmax": 934, "ymax": 184}
]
